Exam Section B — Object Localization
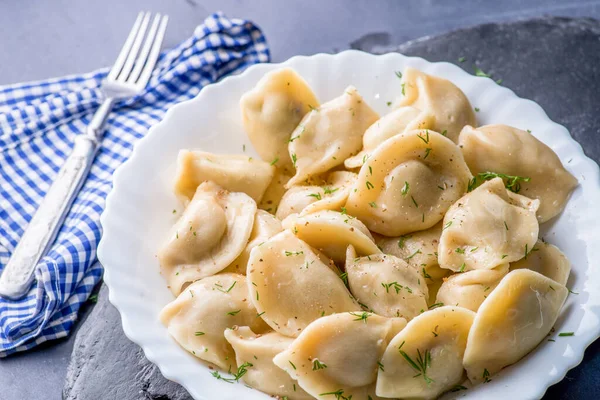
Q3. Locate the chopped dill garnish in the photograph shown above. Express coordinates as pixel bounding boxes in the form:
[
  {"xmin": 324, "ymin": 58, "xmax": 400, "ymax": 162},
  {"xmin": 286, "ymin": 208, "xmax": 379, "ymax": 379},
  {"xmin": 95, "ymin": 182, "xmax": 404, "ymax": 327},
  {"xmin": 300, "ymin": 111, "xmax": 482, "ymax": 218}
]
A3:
[
  {"xmin": 401, "ymin": 181, "xmax": 410, "ymax": 196},
  {"xmin": 312, "ymin": 359, "xmax": 328, "ymax": 371},
  {"xmin": 399, "ymin": 348, "xmax": 434, "ymax": 385},
  {"xmin": 406, "ymin": 249, "xmax": 422, "ymax": 260},
  {"xmin": 411, "ymin": 195, "xmax": 418, "ymax": 208},
  {"xmin": 417, "ymin": 130, "xmax": 430, "ymax": 144},
  {"xmin": 216, "ymin": 281, "xmax": 237, "ymax": 293},
  {"xmin": 483, "ymin": 368, "xmax": 492, "ymax": 383},
  {"xmin": 474, "ymin": 66, "xmax": 491, "ymax": 78},
  {"xmin": 349, "ymin": 311, "xmax": 370, "ymax": 323},
  {"xmin": 340, "ymin": 272, "xmax": 348, "ymax": 285},
  {"xmin": 477, "ymin": 171, "xmax": 530, "ymax": 193}
]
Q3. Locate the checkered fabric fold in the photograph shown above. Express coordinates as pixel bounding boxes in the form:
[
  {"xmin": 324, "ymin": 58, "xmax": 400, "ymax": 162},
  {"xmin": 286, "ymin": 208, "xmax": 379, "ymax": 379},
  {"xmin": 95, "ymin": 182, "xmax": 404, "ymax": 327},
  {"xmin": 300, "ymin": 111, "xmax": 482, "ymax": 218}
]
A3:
[{"xmin": 0, "ymin": 12, "xmax": 270, "ymax": 356}]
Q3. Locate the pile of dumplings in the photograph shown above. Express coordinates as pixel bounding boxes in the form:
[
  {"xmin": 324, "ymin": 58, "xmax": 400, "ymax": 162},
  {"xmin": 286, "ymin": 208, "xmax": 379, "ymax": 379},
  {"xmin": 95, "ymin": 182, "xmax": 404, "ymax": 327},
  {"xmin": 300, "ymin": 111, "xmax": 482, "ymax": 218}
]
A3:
[{"xmin": 157, "ymin": 67, "xmax": 578, "ymax": 399}]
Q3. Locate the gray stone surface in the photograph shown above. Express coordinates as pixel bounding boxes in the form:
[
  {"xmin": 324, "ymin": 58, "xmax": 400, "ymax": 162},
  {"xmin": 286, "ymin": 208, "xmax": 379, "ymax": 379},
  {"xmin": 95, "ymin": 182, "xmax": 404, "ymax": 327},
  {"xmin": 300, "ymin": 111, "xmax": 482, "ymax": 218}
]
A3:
[
  {"xmin": 60, "ymin": 16, "xmax": 600, "ymax": 400},
  {"xmin": 63, "ymin": 284, "xmax": 192, "ymax": 400}
]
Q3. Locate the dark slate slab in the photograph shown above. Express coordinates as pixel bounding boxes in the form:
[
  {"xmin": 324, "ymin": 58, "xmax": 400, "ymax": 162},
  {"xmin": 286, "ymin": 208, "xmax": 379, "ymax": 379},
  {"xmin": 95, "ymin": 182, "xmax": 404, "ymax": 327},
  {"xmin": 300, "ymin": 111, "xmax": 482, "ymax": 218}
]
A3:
[
  {"xmin": 63, "ymin": 284, "xmax": 192, "ymax": 400},
  {"xmin": 64, "ymin": 16, "xmax": 600, "ymax": 400}
]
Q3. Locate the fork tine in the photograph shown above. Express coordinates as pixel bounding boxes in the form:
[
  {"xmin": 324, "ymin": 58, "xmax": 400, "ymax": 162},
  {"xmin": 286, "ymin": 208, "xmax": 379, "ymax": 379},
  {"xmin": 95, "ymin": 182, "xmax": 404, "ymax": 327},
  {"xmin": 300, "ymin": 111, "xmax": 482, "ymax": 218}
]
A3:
[
  {"xmin": 117, "ymin": 11, "xmax": 151, "ymax": 82},
  {"xmin": 107, "ymin": 12, "xmax": 144, "ymax": 81},
  {"xmin": 127, "ymin": 13, "xmax": 161, "ymax": 84},
  {"xmin": 136, "ymin": 15, "xmax": 168, "ymax": 88}
]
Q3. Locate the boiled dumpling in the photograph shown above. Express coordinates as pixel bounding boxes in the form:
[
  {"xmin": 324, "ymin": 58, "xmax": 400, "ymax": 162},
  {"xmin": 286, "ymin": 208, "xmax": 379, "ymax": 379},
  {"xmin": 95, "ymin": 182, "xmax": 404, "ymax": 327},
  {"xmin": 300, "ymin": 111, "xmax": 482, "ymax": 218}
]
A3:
[
  {"xmin": 240, "ymin": 68, "xmax": 319, "ymax": 171},
  {"xmin": 459, "ymin": 124, "xmax": 578, "ymax": 222},
  {"xmin": 273, "ymin": 312, "xmax": 403, "ymax": 400},
  {"xmin": 289, "ymin": 210, "xmax": 381, "ymax": 263},
  {"xmin": 374, "ymin": 222, "xmax": 447, "ymax": 280},
  {"xmin": 345, "ymin": 106, "xmax": 435, "ymax": 169},
  {"xmin": 510, "ymin": 239, "xmax": 571, "ymax": 285},
  {"xmin": 463, "ymin": 269, "xmax": 568, "ymax": 384},
  {"xmin": 435, "ymin": 264, "xmax": 509, "ymax": 312},
  {"xmin": 287, "ymin": 86, "xmax": 379, "ymax": 187},
  {"xmin": 258, "ymin": 169, "xmax": 293, "ymax": 214},
  {"xmin": 247, "ymin": 231, "xmax": 360, "ymax": 337},
  {"xmin": 438, "ymin": 177, "xmax": 539, "ymax": 272},
  {"xmin": 159, "ymin": 274, "xmax": 269, "ymax": 370},
  {"xmin": 174, "ymin": 150, "xmax": 274, "ymax": 203},
  {"xmin": 276, "ymin": 172, "xmax": 357, "ymax": 220},
  {"xmin": 300, "ymin": 171, "xmax": 357, "ymax": 217},
  {"xmin": 158, "ymin": 181, "xmax": 256, "ymax": 295},
  {"xmin": 376, "ymin": 306, "xmax": 475, "ymax": 399},
  {"xmin": 276, "ymin": 186, "xmax": 327, "ymax": 220},
  {"xmin": 221, "ymin": 210, "xmax": 282, "ymax": 275},
  {"xmin": 396, "ymin": 67, "xmax": 477, "ymax": 142},
  {"xmin": 346, "ymin": 129, "xmax": 472, "ymax": 236},
  {"xmin": 300, "ymin": 187, "xmax": 351, "ymax": 217},
  {"xmin": 346, "ymin": 246, "xmax": 429, "ymax": 320},
  {"xmin": 224, "ymin": 326, "xmax": 312, "ymax": 399}
]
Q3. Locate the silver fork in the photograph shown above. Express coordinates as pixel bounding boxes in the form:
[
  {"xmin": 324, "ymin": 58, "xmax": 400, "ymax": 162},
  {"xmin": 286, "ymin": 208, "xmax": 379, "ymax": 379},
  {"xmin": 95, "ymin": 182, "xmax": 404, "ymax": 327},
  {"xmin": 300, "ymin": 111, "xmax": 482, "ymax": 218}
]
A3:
[{"xmin": 0, "ymin": 12, "xmax": 169, "ymax": 300}]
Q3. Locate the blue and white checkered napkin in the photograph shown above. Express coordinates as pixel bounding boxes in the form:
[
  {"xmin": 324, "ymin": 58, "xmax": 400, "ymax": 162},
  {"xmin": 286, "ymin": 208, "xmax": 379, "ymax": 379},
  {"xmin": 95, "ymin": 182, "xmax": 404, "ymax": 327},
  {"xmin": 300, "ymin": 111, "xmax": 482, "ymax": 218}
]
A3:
[{"xmin": 0, "ymin": 12, "xmax": 269, "ymax": 356}]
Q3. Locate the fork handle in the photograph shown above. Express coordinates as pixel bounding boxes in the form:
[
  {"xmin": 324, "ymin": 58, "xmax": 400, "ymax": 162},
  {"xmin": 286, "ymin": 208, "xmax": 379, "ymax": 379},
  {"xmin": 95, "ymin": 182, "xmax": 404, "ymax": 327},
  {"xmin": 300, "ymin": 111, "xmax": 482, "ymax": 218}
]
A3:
[{"xmin": 0, "ymin": 98, "xmax": 115, "ymax": 300}]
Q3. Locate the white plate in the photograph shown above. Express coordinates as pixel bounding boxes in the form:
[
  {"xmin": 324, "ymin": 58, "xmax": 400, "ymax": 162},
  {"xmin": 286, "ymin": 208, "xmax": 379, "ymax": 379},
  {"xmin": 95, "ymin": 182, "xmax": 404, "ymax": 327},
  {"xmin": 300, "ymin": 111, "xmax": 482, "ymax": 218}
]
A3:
[{"xmin": 98, "ymin": 50, "xmax": 600, "ymax": 400}]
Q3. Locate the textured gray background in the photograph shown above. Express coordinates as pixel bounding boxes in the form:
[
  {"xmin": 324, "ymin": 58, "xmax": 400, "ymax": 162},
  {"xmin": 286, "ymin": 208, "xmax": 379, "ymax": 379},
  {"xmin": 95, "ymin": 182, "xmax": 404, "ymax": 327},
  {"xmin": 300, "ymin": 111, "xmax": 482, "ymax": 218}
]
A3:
[{"xmin": 1, "ymin": 1, "xmax": 599, "ymax": 399}]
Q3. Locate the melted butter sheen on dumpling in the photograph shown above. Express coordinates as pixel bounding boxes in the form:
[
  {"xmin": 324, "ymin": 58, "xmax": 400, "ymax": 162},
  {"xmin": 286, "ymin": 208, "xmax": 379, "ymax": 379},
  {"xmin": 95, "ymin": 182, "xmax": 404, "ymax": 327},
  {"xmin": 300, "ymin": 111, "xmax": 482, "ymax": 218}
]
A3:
[
  {"xmin": 346, "ymin": 129, "xmax": 472, "ymax": 236},
  {"xmin": 396, "ymin": 67, "xmax": 477, "ymax": 142},
  {"xmin": 173, "ymin": 150, "xmax": 274, "ymax": 203},
  {"xmin": 158, "ymin": 182, "xmax": 257, "ymax": 295},
  {"xmin": 287, "ymin": 86, "xmax": 379, "ymax": 187},
  {"xmin": 459, "ymin": 124, "xmax": 578, "ymax": 222},
  {"xmin": 273, "ymin": 313, "xmax": 403, "ymax": 400},
  {"xmin": 240, "ymin": 68, "xmax": 319, "ymax": 171},
  {"xmin": 438, "ymin": 177, "xmax": 539, "ymax": 272},
  {"xmin": 346, "ymin": 250, "xmax": 428, "ymax": 320},
  {"xmin": 463, "ymin": 269, "xmax": 568, "ymax": 384},
  {"xmin": 224, "ymin": 327, "xmax": 312, "ymax": 399},
  {"xmin": 247, "ymin": 231, "xmax": 360, "ymax": 337},
  {"xmin": 376, "ymin": 306, "xmax": 475, "ymax": 399},
  {"xmin": 159, "ymin": 274, "xmax": 269, "ymax": 370},
  {"xmin": 510, "ymin": 239, "xmax": 571, "ymax": 285}
]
